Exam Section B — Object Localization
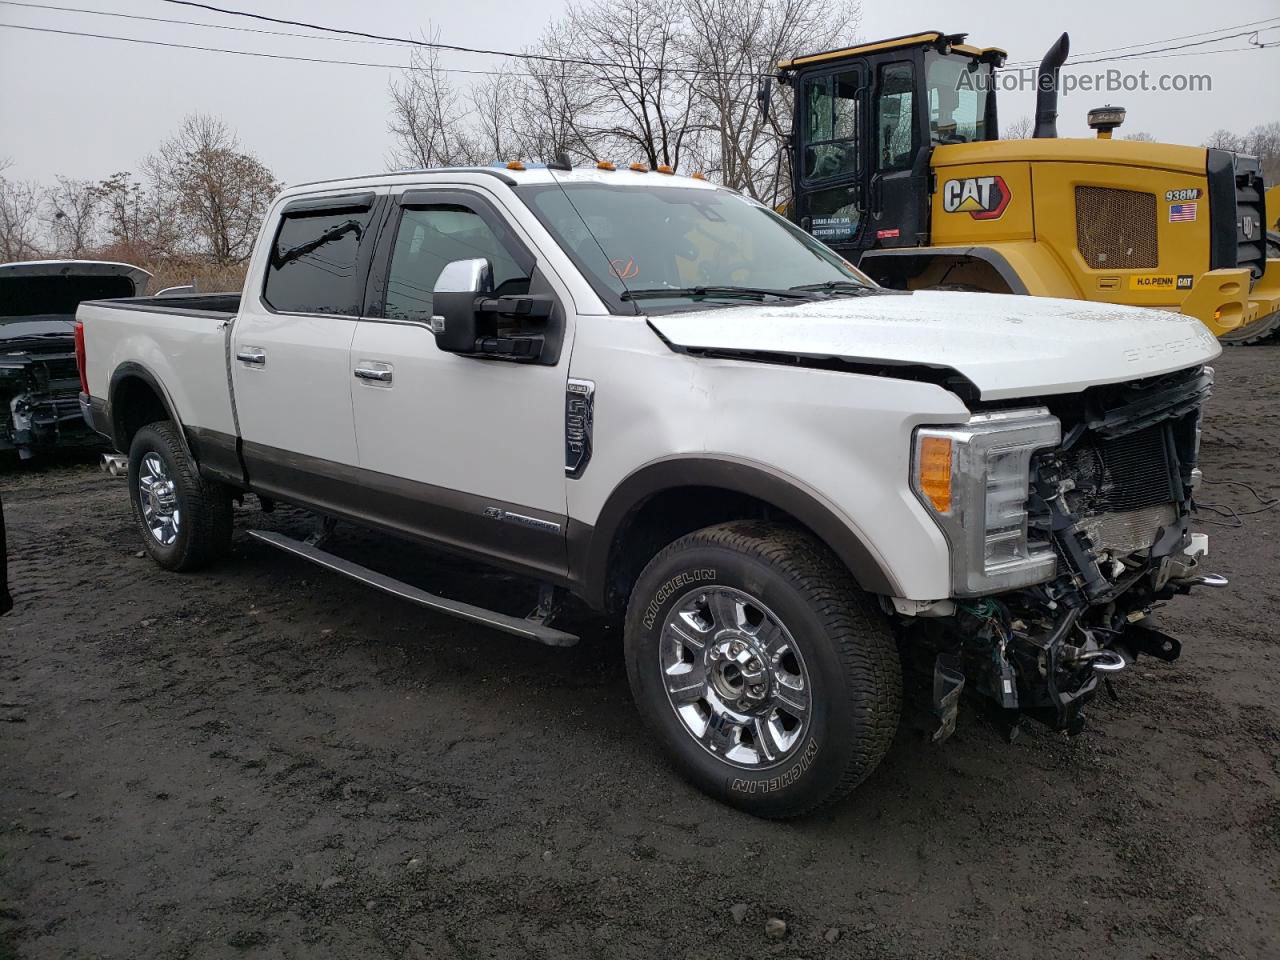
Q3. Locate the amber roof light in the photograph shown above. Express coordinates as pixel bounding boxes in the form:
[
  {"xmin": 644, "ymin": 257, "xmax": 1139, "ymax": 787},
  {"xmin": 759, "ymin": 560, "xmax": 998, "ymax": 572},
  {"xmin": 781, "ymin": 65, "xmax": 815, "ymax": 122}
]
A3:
[
  {"xmin": 656, "ymin": 164, "xmax": 674, "ymax": 174},
  {"xmin": 505, "ymin": 161, "xmax": 526, "ymax": 171},
  {"xmin": 596, "ymin": 161, "xmax": 616, "ymax": 171},
  {"xmin": 629, "ymin": 162, "xmax": 649, "ymax": 172}
]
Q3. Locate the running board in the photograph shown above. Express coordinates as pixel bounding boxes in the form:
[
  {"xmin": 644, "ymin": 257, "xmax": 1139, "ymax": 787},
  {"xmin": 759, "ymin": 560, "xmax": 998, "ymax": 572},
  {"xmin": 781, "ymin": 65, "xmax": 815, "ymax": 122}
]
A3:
[{"xmin": 246, "ymin": 529, "xmax": 579, "ymax": 647}]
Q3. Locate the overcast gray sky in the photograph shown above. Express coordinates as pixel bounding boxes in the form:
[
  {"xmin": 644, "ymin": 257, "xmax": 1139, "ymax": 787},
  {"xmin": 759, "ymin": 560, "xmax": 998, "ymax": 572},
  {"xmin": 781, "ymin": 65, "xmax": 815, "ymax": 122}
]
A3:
[{"xmin": 2, "ymin": 0, "xmax": 1278, "ymax": 185}]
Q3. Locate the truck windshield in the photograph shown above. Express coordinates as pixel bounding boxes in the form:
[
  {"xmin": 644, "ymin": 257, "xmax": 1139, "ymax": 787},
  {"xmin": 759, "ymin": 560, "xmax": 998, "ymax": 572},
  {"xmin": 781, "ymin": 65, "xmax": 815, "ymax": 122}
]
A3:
[
  {"xmin": 516, "ymin": 182, "xmax": 874, "ymax": 314},
  {"xmin": 925, "ymin": 52, "xmax": 991, "ymax": 144}
]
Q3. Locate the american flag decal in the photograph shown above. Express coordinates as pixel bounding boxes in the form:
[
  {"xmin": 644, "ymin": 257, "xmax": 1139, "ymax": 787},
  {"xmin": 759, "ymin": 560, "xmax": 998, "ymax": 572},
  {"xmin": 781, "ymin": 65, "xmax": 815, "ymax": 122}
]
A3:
[{"xmin": 1169, "ymin": 202, "xmax": 1198, "ymax": 222}]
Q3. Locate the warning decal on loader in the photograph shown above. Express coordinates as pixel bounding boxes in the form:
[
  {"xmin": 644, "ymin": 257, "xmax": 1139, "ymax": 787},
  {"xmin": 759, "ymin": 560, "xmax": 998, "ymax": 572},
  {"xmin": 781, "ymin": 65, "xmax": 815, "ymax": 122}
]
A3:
[{"xmin": 941, "ymin": 176, "xmax": 1011, "ymax": 220}]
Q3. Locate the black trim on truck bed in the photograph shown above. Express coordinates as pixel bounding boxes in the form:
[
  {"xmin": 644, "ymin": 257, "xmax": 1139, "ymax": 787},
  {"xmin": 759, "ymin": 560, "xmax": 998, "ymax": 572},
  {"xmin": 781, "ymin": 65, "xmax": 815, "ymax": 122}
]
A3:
[{"xmin": 81, "ymin": 293, "xmax": 240, "ymax": 320}]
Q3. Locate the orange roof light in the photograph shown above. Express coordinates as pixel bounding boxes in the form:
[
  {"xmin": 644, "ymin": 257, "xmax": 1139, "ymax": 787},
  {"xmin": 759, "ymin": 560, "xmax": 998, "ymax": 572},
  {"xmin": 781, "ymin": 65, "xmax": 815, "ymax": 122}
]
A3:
[
  {"xmin": 690, "ymin": 171, "xmax": 707, "ymax": 180},
  {"xmin": 505, "ymin": 161, "xmax": 526, "ymax": 171},
  {"xmin": 629, "ymin": 162, "xmax": 649, "ymax": 172},
  {"xmin": 596, "ymin": 161, "xmax": 616, "ymax": 171},
  {"xmin": 656, "ymin": 164, "xmax": 674, "ymax": 174},
  {"xmin": 916, "ymin": 436, "xmax": 953, "ymax": 514}
]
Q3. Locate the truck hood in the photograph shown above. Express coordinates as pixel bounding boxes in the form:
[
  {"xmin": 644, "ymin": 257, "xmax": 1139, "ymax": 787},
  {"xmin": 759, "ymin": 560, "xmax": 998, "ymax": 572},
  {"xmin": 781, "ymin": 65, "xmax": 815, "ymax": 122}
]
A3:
[{"xmin": 647, "ymin": 290, "xmax": 1222, "ymax": 401}]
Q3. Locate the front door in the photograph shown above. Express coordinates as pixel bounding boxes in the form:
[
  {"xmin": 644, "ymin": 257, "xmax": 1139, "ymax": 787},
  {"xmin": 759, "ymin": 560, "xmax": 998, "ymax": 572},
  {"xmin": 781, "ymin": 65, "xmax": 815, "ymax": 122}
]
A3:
[
  {"xmin": 794, "ymin": 64, "xmax": 868, "ymax": 259},
  {"xmin": 347, "ymin": 186, "xmax": 573, "ymax": 581}
]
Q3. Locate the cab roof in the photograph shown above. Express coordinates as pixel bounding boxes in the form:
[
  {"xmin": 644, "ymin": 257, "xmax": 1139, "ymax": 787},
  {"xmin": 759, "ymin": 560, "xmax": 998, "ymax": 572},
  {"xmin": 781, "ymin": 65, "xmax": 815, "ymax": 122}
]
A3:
[
  {"xmin": 285, "ymin": 163, "xmax": 722, "ymax": 197},
  {"xmin": 778, "ymin": 30, "xmax": 1007, "ymax": 71}
]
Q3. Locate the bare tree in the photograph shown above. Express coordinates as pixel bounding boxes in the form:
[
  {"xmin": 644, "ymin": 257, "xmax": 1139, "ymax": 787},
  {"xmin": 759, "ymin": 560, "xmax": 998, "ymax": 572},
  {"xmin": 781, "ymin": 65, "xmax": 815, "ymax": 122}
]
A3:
[
  {"xmin": 1204, "ymin": 128, "xmax": 1242, "ymax": 152},
  {"xmin": 146, "ymin": 114, "xmax": 281, "ymax": 265},
  {"xmin": 1122, "ymin": 131, "xmax": 1156, "ymax": 142},
  {"xmin": 684, "ymin": 0, "xmax": 859, "ymax": 202},
  {"xmin": 387, "ymin": 32, "xmax": 483, "ymax": 169},
  {"xmin": 42, "ymin": 176, "xmax": 101, "ymax": 258},
  {"xmin": 0, "ymin": 163, "xmax": 43, "ymax": 262},
  {"xmin": 1003, "ymin": 115, "xmax": 1033, "ymax": 139},
  {"xmin": 566, "ymin": 0, "xmax": 701, "ymax": 170},
  {"xmin": 1240, "ymin": 121, "xmax": 1280, "ymax": 184},
  {"xmin": 95, "ymin": 171, "xmax": 184, "ymax": 263},
  {"xmin": 509, "ymin": 27, "xmax": 600, "ymax": 163}
]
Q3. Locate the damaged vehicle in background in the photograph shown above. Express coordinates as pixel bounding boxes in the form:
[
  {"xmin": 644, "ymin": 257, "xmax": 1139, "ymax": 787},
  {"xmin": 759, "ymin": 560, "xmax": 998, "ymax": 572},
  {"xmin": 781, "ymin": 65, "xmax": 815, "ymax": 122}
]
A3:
[{"xmin": 1, "ymin": 260, "xmax": 150, "ymax": 460}]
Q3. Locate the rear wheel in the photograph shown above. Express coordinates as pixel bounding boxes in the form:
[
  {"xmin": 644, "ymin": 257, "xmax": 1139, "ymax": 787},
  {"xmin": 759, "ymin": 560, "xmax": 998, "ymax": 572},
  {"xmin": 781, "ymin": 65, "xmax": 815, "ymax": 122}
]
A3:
[
  {"xmin": 624, "ymin": 521, "xmax": 901, "ymax": 818},
  {"xmin": 128, "ymin": 422, "xmax": 232, "ymax": 571}
]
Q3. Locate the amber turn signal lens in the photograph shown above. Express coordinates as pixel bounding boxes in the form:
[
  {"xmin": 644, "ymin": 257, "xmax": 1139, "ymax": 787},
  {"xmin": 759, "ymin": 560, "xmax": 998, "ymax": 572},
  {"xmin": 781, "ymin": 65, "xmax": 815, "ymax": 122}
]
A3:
[{"xmin": 918, "ymin": 436, "xmax": 953, "ymax": 513}]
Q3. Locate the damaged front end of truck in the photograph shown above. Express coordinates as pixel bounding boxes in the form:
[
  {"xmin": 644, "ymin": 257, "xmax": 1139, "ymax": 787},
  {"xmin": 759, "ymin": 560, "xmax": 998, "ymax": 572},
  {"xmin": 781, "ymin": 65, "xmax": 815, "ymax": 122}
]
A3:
[
  {"xmin": 905, "ymin": 364, "xmax": 1220, "ymax": 739},
  {"xmin": 1, "ymin": 260, "xmax": 150, "ymax": 460}
]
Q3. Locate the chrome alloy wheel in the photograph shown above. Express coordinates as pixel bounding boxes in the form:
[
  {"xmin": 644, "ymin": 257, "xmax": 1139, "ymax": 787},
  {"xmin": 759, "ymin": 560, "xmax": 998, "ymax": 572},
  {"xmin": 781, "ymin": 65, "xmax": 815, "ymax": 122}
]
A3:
[
  {"xmin": 137, "ymin": 452, "xmax": 180, "ymax": 546},
  {"xmin": 660, "ymin": 586, "xmax": 811, "ymax": 769}
]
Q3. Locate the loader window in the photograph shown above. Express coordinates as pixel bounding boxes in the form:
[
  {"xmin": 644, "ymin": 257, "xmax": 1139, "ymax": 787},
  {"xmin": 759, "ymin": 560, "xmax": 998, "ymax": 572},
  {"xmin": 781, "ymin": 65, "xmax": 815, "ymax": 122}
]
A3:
[
  {"xmin": 925, "ymin": 52, "xmax": 989, "ymax": 144},
  {"xmin": 876, "ymin": 61, "xmax": 916, "ymax": 170},
  {"xmin": 802, "ymin": 69, "xmax": 862, "ymax": 181}
]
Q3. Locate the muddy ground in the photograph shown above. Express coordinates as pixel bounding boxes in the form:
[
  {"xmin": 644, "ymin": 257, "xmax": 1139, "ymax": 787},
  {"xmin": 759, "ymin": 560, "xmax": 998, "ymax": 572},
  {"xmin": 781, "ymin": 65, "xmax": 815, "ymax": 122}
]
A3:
[{"xmin": 1, "ymin": 347, "xmax": 1278, "ymax": 960}]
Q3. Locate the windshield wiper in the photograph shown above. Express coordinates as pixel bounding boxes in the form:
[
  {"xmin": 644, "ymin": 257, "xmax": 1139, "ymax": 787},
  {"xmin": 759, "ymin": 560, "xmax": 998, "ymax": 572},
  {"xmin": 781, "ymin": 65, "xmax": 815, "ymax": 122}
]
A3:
[
  {"xmin": 620, "ymin": 285, "xmax": 819, "ymax": 302},
  {"xmin": 788, "ymin": 280, "xmax": 876, "ymax": 296}
]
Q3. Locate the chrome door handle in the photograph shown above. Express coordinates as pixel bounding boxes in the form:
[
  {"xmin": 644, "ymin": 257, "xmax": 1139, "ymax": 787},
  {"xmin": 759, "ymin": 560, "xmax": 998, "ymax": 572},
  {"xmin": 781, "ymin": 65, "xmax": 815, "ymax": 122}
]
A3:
[
  {"xmin": 236, "ymin": 348, "xmax": 266, "ymax": 366},
  {"xmin": 354, "ymin": 366, "xmax": 393, "ymax": 382}
]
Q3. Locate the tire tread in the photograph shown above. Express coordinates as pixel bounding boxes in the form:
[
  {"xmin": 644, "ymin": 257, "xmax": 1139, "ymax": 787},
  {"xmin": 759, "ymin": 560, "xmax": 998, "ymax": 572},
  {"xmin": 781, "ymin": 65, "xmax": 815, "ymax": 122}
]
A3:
[{"xmin": 635, "ymin": 519, "xmax": 901, "ymax": 817}]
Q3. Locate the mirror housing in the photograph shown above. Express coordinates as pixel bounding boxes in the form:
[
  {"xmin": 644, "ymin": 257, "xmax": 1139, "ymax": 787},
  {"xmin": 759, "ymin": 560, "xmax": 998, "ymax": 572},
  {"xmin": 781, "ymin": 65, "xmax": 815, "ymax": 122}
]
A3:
[{"xmin": 431, "ymin": 258, "xmax": 492, "ymax": 353}]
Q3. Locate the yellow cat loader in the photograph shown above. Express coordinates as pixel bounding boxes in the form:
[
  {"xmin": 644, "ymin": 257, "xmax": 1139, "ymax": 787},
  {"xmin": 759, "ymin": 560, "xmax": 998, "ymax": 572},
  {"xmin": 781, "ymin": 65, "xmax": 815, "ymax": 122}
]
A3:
[{"xmin": 770, "ymin": 31, "xmax": 1280, "ymax": 343}]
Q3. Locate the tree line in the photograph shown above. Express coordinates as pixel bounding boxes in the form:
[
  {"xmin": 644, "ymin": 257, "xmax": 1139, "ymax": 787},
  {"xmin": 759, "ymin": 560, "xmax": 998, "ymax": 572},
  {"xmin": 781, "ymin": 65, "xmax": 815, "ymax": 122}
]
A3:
[{"xmin": 0, "ymin": 114, "xmax": 280, "ymax": 274}]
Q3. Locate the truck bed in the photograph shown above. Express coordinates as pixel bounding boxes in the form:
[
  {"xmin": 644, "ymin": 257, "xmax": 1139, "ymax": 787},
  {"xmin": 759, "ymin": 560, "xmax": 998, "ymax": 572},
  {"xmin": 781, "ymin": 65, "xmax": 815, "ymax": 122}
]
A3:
[{"xmin": 78, "ymin": 292, "xmax": 242, "ymax": 444}]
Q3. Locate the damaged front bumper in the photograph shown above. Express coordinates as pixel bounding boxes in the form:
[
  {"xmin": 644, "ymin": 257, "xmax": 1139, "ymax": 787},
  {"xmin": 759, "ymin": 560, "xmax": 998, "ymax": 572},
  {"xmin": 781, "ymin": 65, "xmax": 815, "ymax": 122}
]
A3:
[{"xmin": 902, "ymin": 365, "xmax": 1224, "ymax": 740}]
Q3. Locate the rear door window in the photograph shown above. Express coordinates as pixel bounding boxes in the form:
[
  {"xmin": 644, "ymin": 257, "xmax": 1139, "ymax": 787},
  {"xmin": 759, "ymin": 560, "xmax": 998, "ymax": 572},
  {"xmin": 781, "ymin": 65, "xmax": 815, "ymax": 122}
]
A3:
[{"xmin": 263, "ymin": 205, "xmax": 378, "ymax": 316}]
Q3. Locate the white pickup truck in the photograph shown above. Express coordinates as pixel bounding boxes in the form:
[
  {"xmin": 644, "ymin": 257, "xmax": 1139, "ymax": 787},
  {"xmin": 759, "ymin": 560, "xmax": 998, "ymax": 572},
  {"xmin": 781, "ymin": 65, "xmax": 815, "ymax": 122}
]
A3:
[{"xmin": 76, "ymin": 163, "xmax": 1224, "ymax": 817}]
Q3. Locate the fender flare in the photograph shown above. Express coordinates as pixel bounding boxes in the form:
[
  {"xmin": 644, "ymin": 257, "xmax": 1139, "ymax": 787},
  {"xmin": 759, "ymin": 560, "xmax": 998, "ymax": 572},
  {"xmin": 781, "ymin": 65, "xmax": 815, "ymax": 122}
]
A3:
[
  {"xmin": 859, "ymin": 246, "xmax": 1030, "ymax": 295},
  {"xmin": 570, "ymin": 455, "xmax": 902, "ymax": 610},
  {"xmin": 106, "ymin": 361, "xmax": 191, "ymax": 456}
]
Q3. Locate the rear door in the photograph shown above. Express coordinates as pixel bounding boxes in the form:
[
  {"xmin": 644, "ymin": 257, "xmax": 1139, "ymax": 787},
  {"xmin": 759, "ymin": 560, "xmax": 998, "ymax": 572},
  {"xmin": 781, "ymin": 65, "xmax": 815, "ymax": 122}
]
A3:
[
  {"xmin": 347, "ymin": 184, "xmax": 573, "ymax": 581},
  {"xmin": 230, "ymin": 191, "xmax": 386, "ymax": 506}
]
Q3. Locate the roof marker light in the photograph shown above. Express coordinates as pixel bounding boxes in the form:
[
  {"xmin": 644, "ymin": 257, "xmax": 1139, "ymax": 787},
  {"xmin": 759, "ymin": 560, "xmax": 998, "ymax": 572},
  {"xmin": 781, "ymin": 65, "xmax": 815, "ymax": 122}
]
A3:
[
  {"xmin": 597, "ymin": 161, "xmax": 616, "ymax": 171},
  {"xmin": 656, "ymin": 164, "xmax": 674, "ymax": 174},
  {"xmin": 506, "ymin": 161, "xmax": 526, "ymax": 171},
  {"xmin": 629, "ymin": 162, "xmax": 649, "ymax": 172}
]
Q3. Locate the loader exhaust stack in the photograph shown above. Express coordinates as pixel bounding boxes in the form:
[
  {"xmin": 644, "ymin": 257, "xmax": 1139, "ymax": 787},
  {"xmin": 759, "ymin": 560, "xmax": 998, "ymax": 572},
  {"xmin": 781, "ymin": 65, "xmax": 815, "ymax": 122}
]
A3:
[{"xmin": 1033, "ymin": 32, "xmax": 1070, "ymax": 139}]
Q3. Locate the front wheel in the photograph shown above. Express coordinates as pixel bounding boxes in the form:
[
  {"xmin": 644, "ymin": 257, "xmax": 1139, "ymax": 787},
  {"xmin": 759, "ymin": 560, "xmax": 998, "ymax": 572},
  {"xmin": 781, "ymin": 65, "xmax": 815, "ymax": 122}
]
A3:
[
  {"xmin": 624, "ymin": 521, "xmax": 901, "ymax": 818},
  {"xmin": 128, "ymin": 421, "xmax": 232, "ymax": 571}
]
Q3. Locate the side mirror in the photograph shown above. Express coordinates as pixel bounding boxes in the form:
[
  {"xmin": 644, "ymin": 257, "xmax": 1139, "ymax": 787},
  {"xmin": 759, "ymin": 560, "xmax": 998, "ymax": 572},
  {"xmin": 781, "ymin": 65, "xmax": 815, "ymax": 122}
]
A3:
[
  {"xmin": 757, "ymin": 76, "xmax": 773, "ymax": 122},
  {"xmin": 431, "ymin": 258, "xmax": 492, "ymax": 353}
]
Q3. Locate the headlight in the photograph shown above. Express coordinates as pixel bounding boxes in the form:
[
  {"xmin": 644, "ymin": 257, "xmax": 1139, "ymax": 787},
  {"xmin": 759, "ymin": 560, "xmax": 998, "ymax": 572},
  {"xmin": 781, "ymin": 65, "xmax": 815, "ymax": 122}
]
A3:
[{"xmin": 912, "ymin": 408, "xmax": 1061, "ymax": 596}]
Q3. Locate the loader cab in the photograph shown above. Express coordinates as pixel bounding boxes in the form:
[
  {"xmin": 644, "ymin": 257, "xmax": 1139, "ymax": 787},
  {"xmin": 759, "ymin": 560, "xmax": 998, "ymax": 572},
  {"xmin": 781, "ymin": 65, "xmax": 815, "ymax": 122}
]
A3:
[{"xmin": 778, "ymin": 31, "xmax": 1005, "ymax": 259}]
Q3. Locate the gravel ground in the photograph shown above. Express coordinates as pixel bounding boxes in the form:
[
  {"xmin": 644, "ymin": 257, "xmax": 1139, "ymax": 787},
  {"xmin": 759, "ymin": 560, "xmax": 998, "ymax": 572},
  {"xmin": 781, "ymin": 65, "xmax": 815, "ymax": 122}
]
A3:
[{"xmin": 1, "ymin": 346, "xmax": 1277, "ymax": 960}]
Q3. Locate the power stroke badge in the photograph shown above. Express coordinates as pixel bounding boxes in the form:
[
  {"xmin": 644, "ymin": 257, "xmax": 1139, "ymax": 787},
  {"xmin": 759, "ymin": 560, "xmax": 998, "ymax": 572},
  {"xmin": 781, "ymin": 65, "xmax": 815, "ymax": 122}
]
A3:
[{"xmin": 941, "ymin": 175, "xmax": 1011, "ymax": 220}]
